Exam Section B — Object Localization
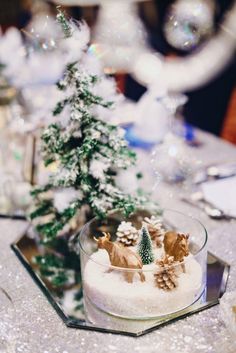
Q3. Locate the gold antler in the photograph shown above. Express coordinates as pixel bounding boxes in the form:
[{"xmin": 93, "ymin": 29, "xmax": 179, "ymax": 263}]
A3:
[{"xmin": 102, "ymin": 232, "xmax": 111, "ymax": 240}]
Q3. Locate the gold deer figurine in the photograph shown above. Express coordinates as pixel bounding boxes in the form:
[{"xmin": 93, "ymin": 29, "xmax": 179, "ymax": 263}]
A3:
[
  {"xmin": 94, "ymin": 232, "xmax": 145, "ymax": 283},
  {"xmin": 163, "ymin": 231, "xmax": 189, "ymax": 272}
]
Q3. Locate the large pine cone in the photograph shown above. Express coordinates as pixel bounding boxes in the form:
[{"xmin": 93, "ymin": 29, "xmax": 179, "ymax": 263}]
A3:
[
  {"xmin": 154, "ymin": 255, "xmax": 178, "ymax": 291},
  {"xmin": 143, "ymin": 216, "xmax": 165, "ymax": 247}
]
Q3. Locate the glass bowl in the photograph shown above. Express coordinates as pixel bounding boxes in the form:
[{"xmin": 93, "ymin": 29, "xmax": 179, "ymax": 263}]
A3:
[{"xmin": 78, "ymin": 209, "xmax": 208, "ymax": 320}]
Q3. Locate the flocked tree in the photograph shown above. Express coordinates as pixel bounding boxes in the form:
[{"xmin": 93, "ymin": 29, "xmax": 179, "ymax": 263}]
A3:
[
  {"xmin": 138, "ymin": 225, "xmax": 154, "ymax": 265},
  {"xmin": 30, "ymin": 9, "xmax": 152, "ymax": 287}
]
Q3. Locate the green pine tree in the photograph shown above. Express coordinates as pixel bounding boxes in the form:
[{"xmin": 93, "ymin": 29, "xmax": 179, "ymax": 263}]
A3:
[
  {"xmin": 30, "ymin": 8, "xmax": 148, "ymax": 245},
  {"xmin": 29, "ymin": 9, "xmax": 156, "ymax": 288},
  {"xmin": 138, "ymin": 225, "xmax": 154, "ymax": 265}
]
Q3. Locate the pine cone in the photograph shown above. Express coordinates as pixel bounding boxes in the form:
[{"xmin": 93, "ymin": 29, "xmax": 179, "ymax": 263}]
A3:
[
  {"xmin": 154, "ymin": 255, "xmax": 178, "ymax": 291},
  {"xmin": 116, "ymin": 221, "xmax": 139, "ymax": 246},
  {"xmin": 143, "ymin": 216, "xmax": 165, "ymax": 247}
]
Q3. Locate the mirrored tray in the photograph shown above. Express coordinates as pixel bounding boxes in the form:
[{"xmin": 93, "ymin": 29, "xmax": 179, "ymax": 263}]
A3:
[{"xmin": 11, "ymin": 228, "xmax": 230, "ymax": 337}]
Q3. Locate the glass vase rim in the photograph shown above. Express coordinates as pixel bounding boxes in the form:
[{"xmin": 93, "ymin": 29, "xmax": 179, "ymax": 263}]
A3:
[{"xmin": 78, "ymin": 208, "xmax": 208, "ymax": 273}]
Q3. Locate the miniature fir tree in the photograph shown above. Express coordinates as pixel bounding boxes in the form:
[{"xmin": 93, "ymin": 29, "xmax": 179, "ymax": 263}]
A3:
[
  {"xmin": 30, "ymin": 9, "xmax": 148, "ymax": 245},
  {"xmin": 138, "ymin": 225, "xmax": 154, "ymax": 265}
]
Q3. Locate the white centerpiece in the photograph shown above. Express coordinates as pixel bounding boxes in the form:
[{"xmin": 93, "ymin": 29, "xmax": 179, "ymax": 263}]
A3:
[{"xmin": 79, "ymin": 209, "xmax": 207, "ymax": 320}]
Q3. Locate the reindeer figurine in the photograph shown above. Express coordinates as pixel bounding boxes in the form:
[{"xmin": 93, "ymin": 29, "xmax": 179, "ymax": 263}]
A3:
[
  {"xmin": 163, "ymin": 231, "xmax": 190, "ymax": 272},
  {"xmin": 94, "ymin": 232, "xmax": 145, "ymax": 283}
]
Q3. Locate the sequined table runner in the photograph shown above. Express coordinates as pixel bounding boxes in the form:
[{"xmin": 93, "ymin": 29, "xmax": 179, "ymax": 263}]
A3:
[{"xmin": 0, "ymin": 130, "xmax": 236, "ymax": 353}]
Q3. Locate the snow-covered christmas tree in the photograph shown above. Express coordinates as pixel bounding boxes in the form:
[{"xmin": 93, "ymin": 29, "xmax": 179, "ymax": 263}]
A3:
[
  {"xmin": 30, "ymin": 9, "xmax": 151, "ymax": 286},
  {"xmin": 138, "ymin": 225, "xmax": 154, "ymax": 265}
]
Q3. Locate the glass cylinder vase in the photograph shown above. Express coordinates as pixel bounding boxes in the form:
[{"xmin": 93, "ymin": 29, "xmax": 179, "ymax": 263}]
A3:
[{"xmin": 78, "ymin": 209, "xmax": 207, "ymax": 320}]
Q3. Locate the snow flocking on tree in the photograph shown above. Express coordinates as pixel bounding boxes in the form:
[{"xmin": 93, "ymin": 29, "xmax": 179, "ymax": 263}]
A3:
[{"xmin": 30, "ymin": 9, "xmax": 151, "ymax": 244}]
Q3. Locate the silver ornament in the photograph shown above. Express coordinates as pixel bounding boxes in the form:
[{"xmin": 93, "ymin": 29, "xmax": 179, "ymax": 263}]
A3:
[{"xmin": 164, "ymin": 0, "xmax": 215, "ymax": 51}]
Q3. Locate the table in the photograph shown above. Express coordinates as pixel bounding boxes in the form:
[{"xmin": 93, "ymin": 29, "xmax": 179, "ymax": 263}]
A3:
[{"xmin": 1, "ymin": 130, "xmax": 236, "ymax": 353}]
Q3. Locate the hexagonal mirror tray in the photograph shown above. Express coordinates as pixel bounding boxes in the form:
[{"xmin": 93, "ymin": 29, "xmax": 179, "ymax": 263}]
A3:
[{"xmin": 11, "ymin": 228, "xmax": 230, "ymax": 337}]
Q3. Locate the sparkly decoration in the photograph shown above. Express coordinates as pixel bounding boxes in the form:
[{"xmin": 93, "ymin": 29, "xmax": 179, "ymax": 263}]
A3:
[
  {"xmin": 154, "ymin": 255, "xmax": 178, "ymax": 291},
  {"xmin": 164, "ymin": 0, "xmax": 215, "ymax": 51},
  {"xmin": 132, "ymin": 83, "xmax": 170, "ymax": 144},
  {"xmin": 92, "ymin": 0, "xmax": 149, "ymax": 72},
  {"xmin": 25, "ymin": 14, "xmax": 60, "ymax": 53},
  {"xmin": 143, "ymin": 216, "xmax": 165, "ymax": 248},
  {"xmin": 138, "ymin": 225, "xmax": 154, "ymax": 265},
  {"xmin": 116, "ymin": 221, "xmax": 139, "ymax": 247},
  {"xmin": 130, "ymin": 77, "xmax": 187, "ymax": 146},
  {"xmin": 151, "ymin": 133, "xmax": 194, "ymax": 184},
  {"xmin": 133, "ymin": 1, "xmax": 236, "ymax": 92},
  {"xmin": 220, "ymin": 291, "xmax": 236, "ymax": 337}
]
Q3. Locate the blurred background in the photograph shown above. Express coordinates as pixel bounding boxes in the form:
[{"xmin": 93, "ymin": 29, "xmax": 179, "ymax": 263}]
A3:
[{"xmin": 0, "ymin": 0, "xmax": 235, "ymax": 142}]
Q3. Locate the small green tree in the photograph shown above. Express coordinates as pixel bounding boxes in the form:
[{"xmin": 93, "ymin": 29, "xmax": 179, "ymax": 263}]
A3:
[{"xmin": 138, "ymin": 225, "xmax": 154, "ymax": 265}]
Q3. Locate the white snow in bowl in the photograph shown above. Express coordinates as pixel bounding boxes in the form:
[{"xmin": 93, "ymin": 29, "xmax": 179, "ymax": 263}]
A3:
[{"xmin": 83, "ymin": 248, "xmax": 203, "ymax": 319}]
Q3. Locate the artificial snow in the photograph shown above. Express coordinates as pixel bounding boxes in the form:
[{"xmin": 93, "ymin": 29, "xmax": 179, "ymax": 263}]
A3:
[{"xmin": 83, "ymin": 247, "xmax": 203, "ymax": 319}]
